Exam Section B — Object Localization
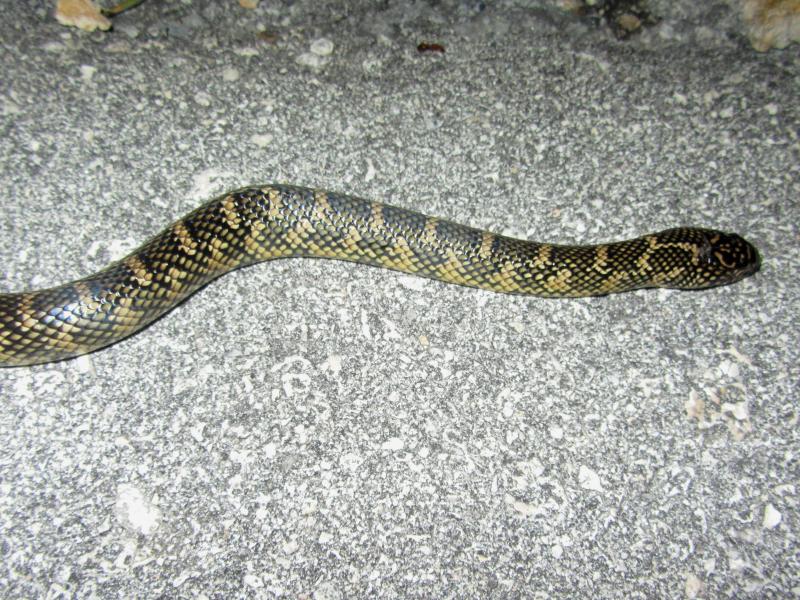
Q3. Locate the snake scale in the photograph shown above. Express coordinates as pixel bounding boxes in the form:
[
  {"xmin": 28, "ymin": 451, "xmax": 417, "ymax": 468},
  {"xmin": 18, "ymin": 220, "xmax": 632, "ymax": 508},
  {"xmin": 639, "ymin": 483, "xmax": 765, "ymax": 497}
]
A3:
[{"xmin": 0, "ymin": 184, "xmax": 759, "ymax": 367}]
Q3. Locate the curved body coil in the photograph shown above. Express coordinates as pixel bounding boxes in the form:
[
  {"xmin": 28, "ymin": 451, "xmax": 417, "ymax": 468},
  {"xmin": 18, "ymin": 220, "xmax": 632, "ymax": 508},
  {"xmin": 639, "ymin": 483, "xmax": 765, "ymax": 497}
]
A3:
[{"xmin": 0, "ymin": 184, "xmax": 759, "ymax": 366}]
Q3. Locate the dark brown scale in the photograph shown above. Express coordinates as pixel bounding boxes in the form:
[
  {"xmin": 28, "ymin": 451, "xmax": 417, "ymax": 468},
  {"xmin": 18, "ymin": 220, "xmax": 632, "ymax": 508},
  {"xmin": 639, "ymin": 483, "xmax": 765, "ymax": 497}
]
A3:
[{"xmin": 0, "ymin": 184, "xmax": 760, "ymax": 366}]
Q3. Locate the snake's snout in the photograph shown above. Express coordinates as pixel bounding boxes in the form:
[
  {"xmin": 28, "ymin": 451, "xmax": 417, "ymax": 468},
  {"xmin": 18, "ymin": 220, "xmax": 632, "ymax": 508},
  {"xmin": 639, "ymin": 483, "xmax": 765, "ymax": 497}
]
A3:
[{"xmin": 739, "ymin": 236, "xmax": 761, "ymax": 276}]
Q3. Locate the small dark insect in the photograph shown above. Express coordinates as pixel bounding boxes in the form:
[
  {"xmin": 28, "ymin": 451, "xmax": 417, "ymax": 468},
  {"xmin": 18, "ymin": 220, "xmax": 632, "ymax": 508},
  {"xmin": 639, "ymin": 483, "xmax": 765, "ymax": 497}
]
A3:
[
  {"xmin": 417, "ymin": 42, "xmax": 445, "ymax": 53},
  {"xmin": 257, "ymin": 30, "xmax": 280, "ymax": 45}
]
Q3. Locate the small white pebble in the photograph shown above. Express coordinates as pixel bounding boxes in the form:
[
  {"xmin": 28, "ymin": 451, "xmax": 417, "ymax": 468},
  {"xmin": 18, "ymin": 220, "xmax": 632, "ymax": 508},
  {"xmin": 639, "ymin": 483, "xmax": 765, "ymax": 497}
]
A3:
[
  {"xmin": 296, "ymin": 52, "xmax": 326, "ymax": 68},
  {"xmin": 189, "ymin": 423, "xmax": 204, "ymax": 443},
  {"xmin": 382, "ymin": 437, "xmax": 404, "ymax": 451},
  {"xmin": 322, "ymin": 354, "xmax": 342, "ymax": 374},
  {"xmin": 578, "ymin": 465, "xmax": 603, "ymax": 492},
  {"xmin": 763, "ymin": 504, "xmax": 781, "ymax": 529},
  {"xmin": 398, "ymin": 275, "xmax": 428, "ymax": 291},
  {"xmin": 263, "ymin": 442, "xmax": 277, "ymax": 459},
  {"xmin": 74, "ymin": 354, "xmax": 95, "ymax": 374},
  {"xmin": 233, "ymin": 47, "xmax": 259, "ymax": 57},
  {"xmin": 222, "ymin": 67, "xmax": 240, "ymax": 82},
  {"xmin": 721, "ymin": 402, "xmax": 749, "ymax": 421},
  {"xmin": 506, "ymin": 494, "xmax": 538, "ymax": 516},
  {"xmin": 115, "ymin": 484, "xmax": 161, "ymax": 535},
  {"xmin": 703, "ymin": 558, "xmax": 716, "ymax": 574},
  {"xmin": 310, "ymin": 37, "xmax": 334, "ymax": 56},
  {"xmin": 194, "ymin": 92, "xmax": 211, "ymax": 107},
  {"xmin": 685, "ymin": 573, "xmax": 705, "ymax": 599},
  {"xmin": 718, "ymin": 359, "xmax": 740, "ymax": 378},
  {"xmin": 80, "ymin": 65, "xmax": 96, "ymax": 82},
  {"xmin": 365, "ymin": 158, "xmax": 376, "ymax": 182}
]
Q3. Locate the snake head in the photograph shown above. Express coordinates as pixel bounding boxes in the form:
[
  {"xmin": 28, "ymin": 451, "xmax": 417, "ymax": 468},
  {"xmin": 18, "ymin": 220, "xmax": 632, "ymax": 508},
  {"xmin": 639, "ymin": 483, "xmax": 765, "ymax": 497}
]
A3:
[
  {"xmin": 663, "ymin": 228, "xmax": 761, "ymax": 290},
  {"xmin": 697, "ymin": 229, "xmax": 761, "ymax": 287}
]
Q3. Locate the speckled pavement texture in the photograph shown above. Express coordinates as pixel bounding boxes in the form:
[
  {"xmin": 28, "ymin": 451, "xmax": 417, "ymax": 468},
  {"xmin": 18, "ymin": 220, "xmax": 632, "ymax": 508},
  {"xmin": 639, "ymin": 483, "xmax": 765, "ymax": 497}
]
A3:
[{"xmin": 0, "ymin": 1, "xmax": 798, "ymax": 597}]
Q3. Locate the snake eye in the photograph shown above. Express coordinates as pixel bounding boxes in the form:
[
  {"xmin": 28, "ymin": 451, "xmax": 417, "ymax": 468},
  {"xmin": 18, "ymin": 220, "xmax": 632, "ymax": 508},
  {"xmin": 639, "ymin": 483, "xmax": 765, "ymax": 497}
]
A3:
[{"xmin": 697, "ymin": 240, "xmax": 716, "ymax": 268}]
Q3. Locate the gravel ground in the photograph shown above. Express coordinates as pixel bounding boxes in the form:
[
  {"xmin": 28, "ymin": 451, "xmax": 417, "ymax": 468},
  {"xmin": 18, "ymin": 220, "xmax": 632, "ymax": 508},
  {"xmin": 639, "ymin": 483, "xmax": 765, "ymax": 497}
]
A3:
[{"xmin": 0, "ymin": 1, "xmax": 798, "ymax": 597}]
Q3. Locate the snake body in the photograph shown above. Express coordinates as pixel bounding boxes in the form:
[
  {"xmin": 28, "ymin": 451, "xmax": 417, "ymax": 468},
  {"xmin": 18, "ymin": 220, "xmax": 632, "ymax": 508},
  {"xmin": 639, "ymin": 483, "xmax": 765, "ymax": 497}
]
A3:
[{"xmin": 0, "ymin": 184, "xmax": 759, "ymax": 366}]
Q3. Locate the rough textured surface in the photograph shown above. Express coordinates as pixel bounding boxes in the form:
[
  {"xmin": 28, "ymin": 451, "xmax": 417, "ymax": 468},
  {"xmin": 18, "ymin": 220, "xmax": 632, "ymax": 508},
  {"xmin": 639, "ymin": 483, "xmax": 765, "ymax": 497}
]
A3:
[{"xmin": 0, "ymin": 1, "xmax": 797, "ymax": 597}]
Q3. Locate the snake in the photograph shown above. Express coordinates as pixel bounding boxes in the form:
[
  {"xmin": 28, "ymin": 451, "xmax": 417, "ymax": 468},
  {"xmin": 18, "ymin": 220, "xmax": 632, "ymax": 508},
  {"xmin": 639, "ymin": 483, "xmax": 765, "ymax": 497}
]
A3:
[{"xmin": 0, "ymin": 183, "xmax": 759, "ymax": 367}]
